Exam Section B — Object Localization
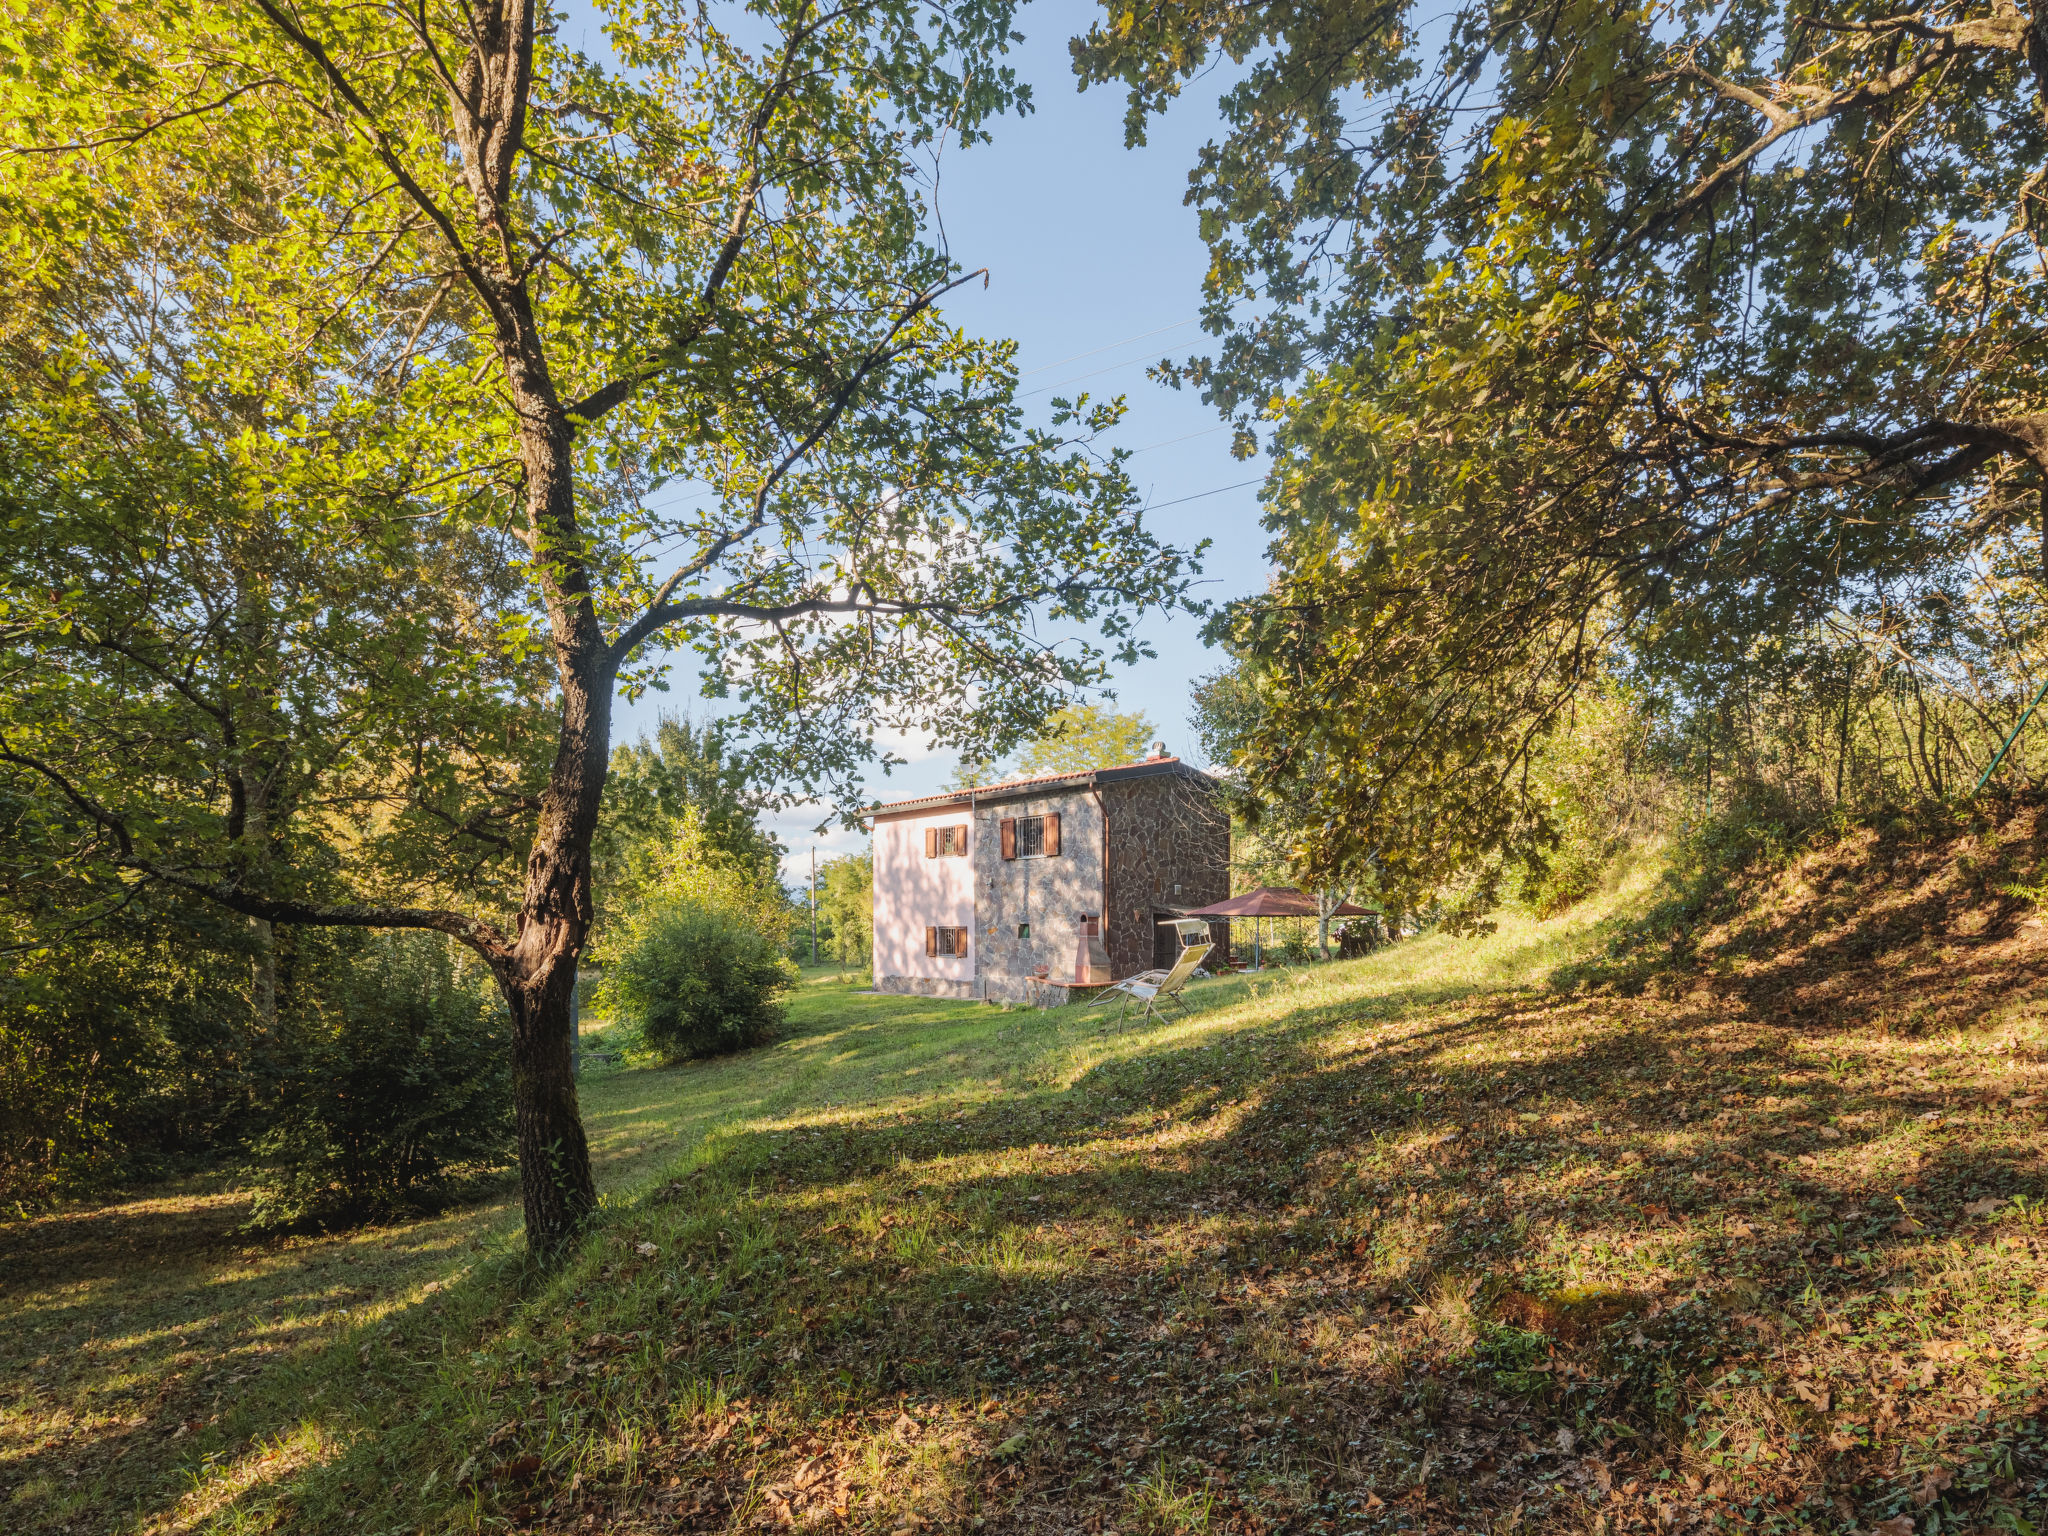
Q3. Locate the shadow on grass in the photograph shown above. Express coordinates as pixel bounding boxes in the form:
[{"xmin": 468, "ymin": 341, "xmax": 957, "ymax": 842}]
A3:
[{"xmin": 15, "ymin": 866, "xmax": 2048, "ymax": 1535}]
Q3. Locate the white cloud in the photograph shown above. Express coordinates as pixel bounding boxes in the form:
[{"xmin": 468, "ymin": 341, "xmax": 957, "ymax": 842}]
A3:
[{"xmin": 767, "ymin": 801, "xmax": 871, "ymax": 884}]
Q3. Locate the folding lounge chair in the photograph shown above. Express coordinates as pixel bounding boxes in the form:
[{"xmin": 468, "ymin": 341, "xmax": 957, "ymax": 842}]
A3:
[{"xmin": 1089, "ymin": 941, "xmax": 1213, "ymax": 1029}]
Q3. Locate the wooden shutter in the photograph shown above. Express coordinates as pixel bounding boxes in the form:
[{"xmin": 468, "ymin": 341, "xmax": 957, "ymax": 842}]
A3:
[
  {"xmin": 925, "ymin": 827, "xmax": 938, "ymax": 858},
  {"xmin": 953, "ymin": 823, "xmax": 968, "ymax": 855},
  {"xmin": 1044, "ymin": 812, "xmax": 1061, "ymax": 856},
  {"xmin": 926, "ymin": 926, "xmax": 938, "ymax": 956},
  {"xmin": 1001, "ymin": 818, "xmax": 1016, "ymax": 859}
]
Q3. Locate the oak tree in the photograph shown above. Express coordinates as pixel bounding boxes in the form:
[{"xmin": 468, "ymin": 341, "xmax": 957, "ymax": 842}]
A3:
[
  {"xmin": 2, "ymin": 0, "xmax": 1198, "ymax": 1251},
  {"xmin": 1077, "ymin": 0, "xmax": 2048, "ymax": 897}
]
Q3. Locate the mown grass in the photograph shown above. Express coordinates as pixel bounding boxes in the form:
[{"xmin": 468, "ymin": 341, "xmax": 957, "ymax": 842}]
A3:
[{"xmin": 7, "ymin": 837, "xmax": 2048, "ymax": 1536}]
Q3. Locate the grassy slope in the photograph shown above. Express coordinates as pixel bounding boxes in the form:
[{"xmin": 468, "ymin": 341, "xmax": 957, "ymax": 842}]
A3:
[{"xmin": 8, "ymin": 825, "xmax": 2048, "ymax": 1536}]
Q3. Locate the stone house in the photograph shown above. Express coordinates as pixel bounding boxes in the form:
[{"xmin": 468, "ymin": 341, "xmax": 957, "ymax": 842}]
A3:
[{"xmin": 868, "ymin": 748, "xmax": 1229, "ymax": 1002}]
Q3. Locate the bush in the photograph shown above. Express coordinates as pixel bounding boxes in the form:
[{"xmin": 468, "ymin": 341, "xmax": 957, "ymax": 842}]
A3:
[
  {"xmin": 1, "ymin": 909, "xmax": 257, "ymax": 1212},
  {"xmin": 245, "ymin": 933, "xmax": 512, "ymax": 1228},
  {"xmin": 599, "ymin": 899, "xmax": 797, "ymax": 1060}
]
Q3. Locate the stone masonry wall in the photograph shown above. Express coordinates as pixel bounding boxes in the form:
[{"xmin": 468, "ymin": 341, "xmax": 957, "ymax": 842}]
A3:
[
  {"xmin": 1102, "ymin": 771, "xmax": 1231, "ymax": 977},
  {"xmin": 971, "ymin": 789, "xmax": 1106, "ymax": 1003},
  {"xmin": 875, "ymin": 975, "xmax": 977, "ymax": 1000}
]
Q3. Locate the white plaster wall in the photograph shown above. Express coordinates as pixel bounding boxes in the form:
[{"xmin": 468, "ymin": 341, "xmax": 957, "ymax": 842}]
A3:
[{"xmin": 871, "ymin": 807, "xmax": 977, "ymax": 989}]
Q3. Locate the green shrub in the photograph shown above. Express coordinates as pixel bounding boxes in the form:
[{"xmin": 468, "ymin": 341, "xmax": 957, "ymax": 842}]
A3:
[
  {"xmin": 245, "ymin": 933, "xmax": 512, "ymax": 1228},
  {"xmin": 599, "ymin": 899, "xmax": 797, "ymax": 1060},
  {"xmin": 0, "ymin": 909, "xmax": 257, "ymax": 1212}
]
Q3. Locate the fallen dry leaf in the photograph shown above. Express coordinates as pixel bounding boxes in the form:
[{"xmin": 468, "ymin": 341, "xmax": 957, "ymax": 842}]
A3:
[
  {"xmin": 1913, "ymin": 1466, "xmax": 1954, "ymax": 1508},
  {"xmin": 1791, "ymin": 1380, "xmax": 1830, "ymax": 1410},
  {"xmin": 1963, "ymin": 1196, "xmax": 2004, "ymax": 1218}
]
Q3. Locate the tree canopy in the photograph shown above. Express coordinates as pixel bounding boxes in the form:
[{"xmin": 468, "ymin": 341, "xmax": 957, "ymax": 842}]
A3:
[
  {"xmin": 1013, "ymin": 702, "xmax": 1159, "ymax": 774},
  {"xmin": 1077, "ymin": 0, "xmax": 2048, "ymax": 900},
  {"xmin": 1, "ymin": 0, "xmax": 1201, "ymax": 1249}
]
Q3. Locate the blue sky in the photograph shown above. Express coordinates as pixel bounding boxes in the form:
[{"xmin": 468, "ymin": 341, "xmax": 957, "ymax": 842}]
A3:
[{"xmin": 572, "ymin": 0, "xmax": 1272, "ymax": 875}]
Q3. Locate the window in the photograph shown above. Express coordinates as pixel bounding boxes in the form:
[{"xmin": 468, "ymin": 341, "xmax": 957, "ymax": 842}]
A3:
[
  {"xmin": 924, "ymin": 824, "xmax": 968, "ymax": 858},
  {"xmin": 925, "ymin": 926, "xmax": 968, "ymax": 957},
  {"xmin": 1017, "ymin": 923, "xmax": 1030, "ymax": 939},
  {"xmin": 999, "ymin": 812, "xmax": 1060, "ymax": 860}
]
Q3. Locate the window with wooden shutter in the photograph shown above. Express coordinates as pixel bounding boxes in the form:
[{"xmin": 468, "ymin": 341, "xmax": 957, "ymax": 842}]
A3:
[
  {"xmin": 1044, "ymin": 812, "xmax": 1061, "ymax": 856},
  {"xmin": 925, "ymin": 827, "xmax": 938, "ymax": 858},
  {"xmin": 1000, "ymin": 818, "xmax": 1016, "ymax": 859},
  {"xmin": 952, "ymin": 823, "xmax": 968, "ymax": 855},
  {"xmin": 926, "ymin": 926, "xmax": 938, "ymax": 955},
  {"xmin": 1017, "ymin": 815, "xmax": 1043, "ymax": 857}
]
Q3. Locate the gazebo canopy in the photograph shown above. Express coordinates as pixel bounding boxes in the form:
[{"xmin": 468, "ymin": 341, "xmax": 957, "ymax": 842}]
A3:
[{"xmin": 1180, "ymin": 886, "xmax": 1373, "ymax": 919}]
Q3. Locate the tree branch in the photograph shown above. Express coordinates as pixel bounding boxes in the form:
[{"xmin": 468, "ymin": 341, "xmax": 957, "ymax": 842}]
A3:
[
  {"xmin": 245, "ymin": 0, "xmax": 519, "ymax": 340},
  {"xmin": 1629, "ymin": 19, "xmax": 2024, "ymax": 247},
  {"xmin": 0, "ymin": 737, "xmax": 514, "ymax": 965},
  {"xmin": 604, "ymin": 268, "xmax": 989, "ymax": 667},
  {"xmin": 3, "ymin": 77, "xmax": 287, "ymax": 157},
  {"xmin": 563, "ymin": 3, "xmax": 857, "ymax": 424}
]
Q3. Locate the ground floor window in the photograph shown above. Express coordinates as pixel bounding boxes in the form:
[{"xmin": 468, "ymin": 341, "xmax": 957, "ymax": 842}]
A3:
[{"xmin": 925, "ymin": 926, "xmax": 968, "ymax": 957}]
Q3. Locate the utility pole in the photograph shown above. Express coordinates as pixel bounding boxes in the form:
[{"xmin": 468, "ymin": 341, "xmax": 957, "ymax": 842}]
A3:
[{"xmin": 809, "ymin": 846, "xmax": 819, "ymax": 965}]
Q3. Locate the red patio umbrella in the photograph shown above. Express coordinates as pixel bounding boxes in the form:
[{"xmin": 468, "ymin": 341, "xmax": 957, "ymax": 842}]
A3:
[
  {"xmin": 1180, "ymin": 886, "xmax": 1372, "ymax": 919},
  {"xmin": 1180, "ymin": 887, "xmax": 1375, "ymax": 965}
]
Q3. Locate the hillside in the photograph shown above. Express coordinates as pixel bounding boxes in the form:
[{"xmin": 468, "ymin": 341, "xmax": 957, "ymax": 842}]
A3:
[{"xmin": 6, "ymin": 816, "xmax": 2047, "ymax": 1536}]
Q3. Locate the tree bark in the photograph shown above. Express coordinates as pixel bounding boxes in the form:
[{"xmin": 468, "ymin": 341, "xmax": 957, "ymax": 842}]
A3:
[
  {"xmin": 493, "ymin": 358, "xmax": 611, "ymax": 1253},
  {"xmin": 1834, "ymin": 654, "xmax": 1857, "ymax": 807},
  {"xmin": 504, "ymin": 922, "xmax": 594, "ymax": 1249},
  {"xmin": 496, "ymin": 654, "xmax": 607, "ymax": 1249}
]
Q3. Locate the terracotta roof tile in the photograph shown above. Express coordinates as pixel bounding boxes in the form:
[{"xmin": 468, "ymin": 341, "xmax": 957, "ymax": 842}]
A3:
[{"xmin": 868, "ymin": 755, "xmax": 1198, "ymax": 816}]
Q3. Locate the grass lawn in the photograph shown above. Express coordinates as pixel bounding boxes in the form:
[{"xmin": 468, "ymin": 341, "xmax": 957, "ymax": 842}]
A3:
[{"xmin": 5, "ymin": 837, "xmax": 2048, "ymax": 1536}]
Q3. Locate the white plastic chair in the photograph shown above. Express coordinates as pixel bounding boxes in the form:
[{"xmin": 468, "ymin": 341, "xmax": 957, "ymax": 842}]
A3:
[{"xmin": 1089, "ymin": 942, "xmax": 1213, "ymax": 1028}]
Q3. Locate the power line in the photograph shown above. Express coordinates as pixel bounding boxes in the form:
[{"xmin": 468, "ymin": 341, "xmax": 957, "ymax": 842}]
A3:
[
  {"xmin": 1126, "ymin": 423, "xmax": 1228, "ymax": 456},
  {"xmin": 1022, "ymin": 352, "xmax": 1175, "ymax": 399},
  {"xmin": 1142, "ymin": 476, "xmax": 1265, "ymax": 512},
  {"xmin": 1018, "ymin": 317, "xmax": 1198, "ymax": 378}
]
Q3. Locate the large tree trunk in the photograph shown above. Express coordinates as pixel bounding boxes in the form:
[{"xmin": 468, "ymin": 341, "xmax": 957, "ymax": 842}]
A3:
[
  {"xmin": 504, "ymin": 932, "xmax": 594, "ymax": 1249},
  {"xmin": 499, "ymin": 651, "xmax": 609, "ymax": 1252},
  {"xmin": 498, "ymin": 366, "xmax": 611, "ymax": 1255}
]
